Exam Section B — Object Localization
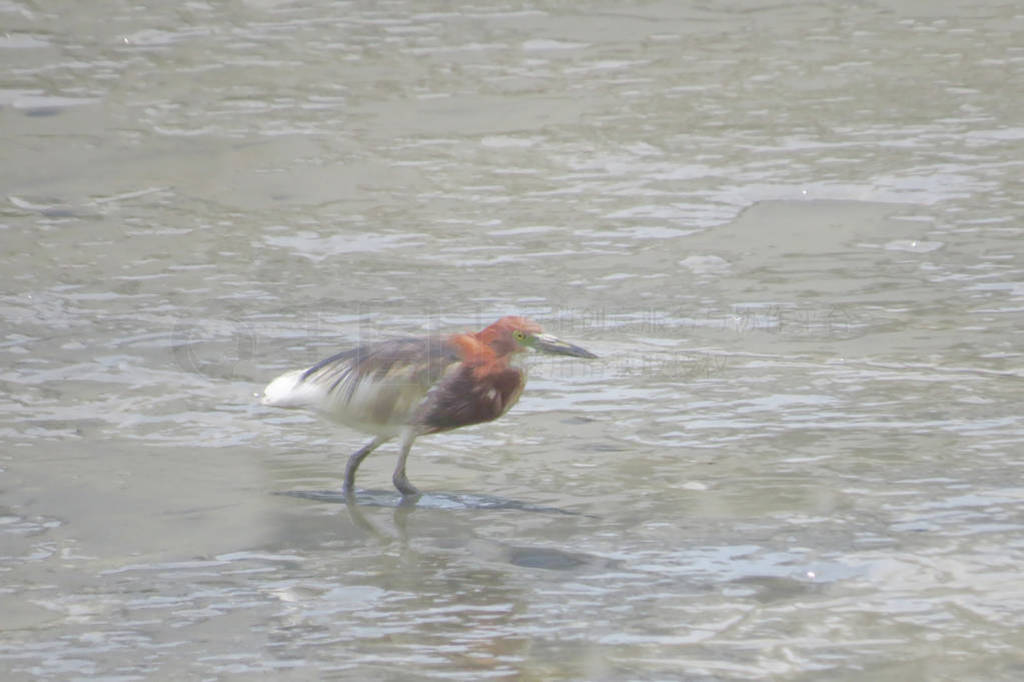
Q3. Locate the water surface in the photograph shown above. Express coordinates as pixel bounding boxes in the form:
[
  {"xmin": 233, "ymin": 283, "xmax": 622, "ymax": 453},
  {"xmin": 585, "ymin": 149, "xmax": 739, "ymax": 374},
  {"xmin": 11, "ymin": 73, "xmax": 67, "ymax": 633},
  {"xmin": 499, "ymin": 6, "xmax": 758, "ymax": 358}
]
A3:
[{"xmin": 2, "ymin": 1, "xmax": 1024, "ymax": 679}]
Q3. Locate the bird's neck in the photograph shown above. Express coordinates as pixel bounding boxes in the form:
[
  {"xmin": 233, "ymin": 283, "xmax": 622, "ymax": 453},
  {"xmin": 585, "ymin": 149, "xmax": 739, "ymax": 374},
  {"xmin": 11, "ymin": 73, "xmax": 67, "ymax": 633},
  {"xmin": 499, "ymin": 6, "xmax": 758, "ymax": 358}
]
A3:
[
  {"xmin": 448, "ymin": 333, "xmax": 512, "ymax": 376},
  {"xmin": 449, "ymin": 333, "xmax": 498, "ymax": 363}
]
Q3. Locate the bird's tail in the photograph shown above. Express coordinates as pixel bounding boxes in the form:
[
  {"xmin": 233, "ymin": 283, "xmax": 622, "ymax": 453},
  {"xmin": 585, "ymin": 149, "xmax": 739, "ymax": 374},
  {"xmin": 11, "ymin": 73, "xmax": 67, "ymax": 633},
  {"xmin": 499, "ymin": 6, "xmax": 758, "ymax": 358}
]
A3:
[{"xmin": 260, "ymin": 368, "xmax": 325, "ymax": 408}]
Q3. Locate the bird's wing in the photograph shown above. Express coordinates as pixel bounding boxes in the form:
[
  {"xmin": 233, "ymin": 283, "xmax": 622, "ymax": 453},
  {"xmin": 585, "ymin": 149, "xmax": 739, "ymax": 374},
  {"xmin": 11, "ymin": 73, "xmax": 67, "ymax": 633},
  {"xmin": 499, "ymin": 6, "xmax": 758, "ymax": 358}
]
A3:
[{"xmin": 262, "ymin": 337, "xmax": 460, "ymax": 436}]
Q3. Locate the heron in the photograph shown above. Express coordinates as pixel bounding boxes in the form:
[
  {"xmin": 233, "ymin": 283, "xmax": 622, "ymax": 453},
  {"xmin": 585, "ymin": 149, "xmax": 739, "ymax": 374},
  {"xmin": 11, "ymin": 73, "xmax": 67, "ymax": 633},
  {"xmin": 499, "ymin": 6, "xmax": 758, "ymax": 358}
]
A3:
[{"xmin": 261, "ymin": 316, "xmax": 598, "ymax": 498}]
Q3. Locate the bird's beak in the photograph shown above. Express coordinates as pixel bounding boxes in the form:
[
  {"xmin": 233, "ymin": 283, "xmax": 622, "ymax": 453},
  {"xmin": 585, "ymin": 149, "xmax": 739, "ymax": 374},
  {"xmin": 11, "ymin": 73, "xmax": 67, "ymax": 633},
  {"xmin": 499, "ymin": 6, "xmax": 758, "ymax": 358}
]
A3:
[{"xmin": 532, "ymin": 333, "xmax": 598, "ymax": 359}]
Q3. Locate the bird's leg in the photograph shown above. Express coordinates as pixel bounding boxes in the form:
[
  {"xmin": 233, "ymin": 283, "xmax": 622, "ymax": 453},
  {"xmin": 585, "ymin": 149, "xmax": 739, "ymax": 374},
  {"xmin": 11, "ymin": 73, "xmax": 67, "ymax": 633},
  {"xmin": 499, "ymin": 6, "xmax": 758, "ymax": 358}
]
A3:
[
  {"xmin": 343, "ymin": 435, "xmax": 386, "ymax": 498},
  {"xmin": 392, "ymin": 429, "xmax": 421, "ymax": 497}
]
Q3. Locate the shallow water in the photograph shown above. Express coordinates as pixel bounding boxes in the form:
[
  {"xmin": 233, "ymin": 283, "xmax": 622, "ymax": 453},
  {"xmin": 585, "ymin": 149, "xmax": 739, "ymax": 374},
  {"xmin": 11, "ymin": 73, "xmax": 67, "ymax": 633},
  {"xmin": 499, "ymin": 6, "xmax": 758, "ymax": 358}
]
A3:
[{"xmin": 2, "ymin": 0, "xmax": 1024, "ymax": 679}]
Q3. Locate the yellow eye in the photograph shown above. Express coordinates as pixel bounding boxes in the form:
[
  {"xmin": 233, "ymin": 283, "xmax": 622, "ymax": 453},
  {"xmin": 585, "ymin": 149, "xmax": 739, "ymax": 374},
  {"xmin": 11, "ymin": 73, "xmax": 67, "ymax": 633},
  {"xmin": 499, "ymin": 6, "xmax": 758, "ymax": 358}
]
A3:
[{"xmin": 512, "ymin": 330, "xmax": 526, "ymax": 341}]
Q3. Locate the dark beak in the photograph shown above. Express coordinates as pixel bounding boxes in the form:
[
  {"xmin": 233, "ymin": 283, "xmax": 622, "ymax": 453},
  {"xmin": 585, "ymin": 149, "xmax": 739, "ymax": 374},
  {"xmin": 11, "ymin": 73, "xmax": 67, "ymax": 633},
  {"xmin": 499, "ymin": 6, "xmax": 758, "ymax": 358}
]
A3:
[{"xmin": 533, "ymin": 333, "xmax": 598, "ymax": 359}]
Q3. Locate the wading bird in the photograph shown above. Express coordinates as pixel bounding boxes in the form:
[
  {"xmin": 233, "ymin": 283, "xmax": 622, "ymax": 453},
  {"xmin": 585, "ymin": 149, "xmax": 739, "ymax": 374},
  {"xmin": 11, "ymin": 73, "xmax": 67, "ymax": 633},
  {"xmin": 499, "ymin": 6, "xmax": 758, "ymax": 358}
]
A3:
[{"xmin": 261, "ymin": 316, "xmax": 597, "ymax": 498}]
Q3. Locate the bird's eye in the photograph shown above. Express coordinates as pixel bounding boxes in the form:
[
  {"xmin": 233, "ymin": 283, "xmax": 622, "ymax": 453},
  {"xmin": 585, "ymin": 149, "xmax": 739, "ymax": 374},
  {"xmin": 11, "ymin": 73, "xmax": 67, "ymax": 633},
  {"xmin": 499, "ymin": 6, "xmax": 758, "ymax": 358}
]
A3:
[{"xmin": 512, "ymin": 330, "xmax": 526, "ymax": 341}]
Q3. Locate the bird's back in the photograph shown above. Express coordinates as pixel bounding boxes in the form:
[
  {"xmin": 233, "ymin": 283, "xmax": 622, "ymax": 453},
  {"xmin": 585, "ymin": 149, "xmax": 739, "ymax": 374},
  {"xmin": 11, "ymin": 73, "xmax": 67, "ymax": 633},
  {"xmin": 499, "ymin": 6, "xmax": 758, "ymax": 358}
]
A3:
[{"xmin": 261, "ymin": 337, "xmax": 460, "ymax": 437}]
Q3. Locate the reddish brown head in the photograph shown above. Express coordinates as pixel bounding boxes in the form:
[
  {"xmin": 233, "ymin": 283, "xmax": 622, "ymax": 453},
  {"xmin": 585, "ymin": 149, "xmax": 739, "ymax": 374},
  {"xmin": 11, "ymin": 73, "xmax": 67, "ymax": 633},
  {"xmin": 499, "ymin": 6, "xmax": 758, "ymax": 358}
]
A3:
[
  {"xmin": 474, "ymin": 316, "xmax": 598, "ymax": 360},
  {"xmin": 475, "ymin": 316, "xmax": 544, "ymax": 357}
]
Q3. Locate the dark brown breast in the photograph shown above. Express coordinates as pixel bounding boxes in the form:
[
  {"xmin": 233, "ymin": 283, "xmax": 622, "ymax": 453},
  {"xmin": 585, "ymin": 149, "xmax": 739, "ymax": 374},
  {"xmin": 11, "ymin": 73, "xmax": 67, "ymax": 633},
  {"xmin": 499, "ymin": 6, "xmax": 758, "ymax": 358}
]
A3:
[{"xmin": 415, "ymin": 363, "xmax": 525, "ymax": 433}]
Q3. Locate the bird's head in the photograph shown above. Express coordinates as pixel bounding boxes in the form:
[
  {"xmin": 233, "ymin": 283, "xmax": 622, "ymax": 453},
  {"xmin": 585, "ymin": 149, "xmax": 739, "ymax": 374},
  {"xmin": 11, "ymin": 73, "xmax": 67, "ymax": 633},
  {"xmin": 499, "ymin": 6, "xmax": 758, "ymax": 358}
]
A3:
[{"xmin": 478, "ymin": 316, "xmax": 598, "ymax": 359}]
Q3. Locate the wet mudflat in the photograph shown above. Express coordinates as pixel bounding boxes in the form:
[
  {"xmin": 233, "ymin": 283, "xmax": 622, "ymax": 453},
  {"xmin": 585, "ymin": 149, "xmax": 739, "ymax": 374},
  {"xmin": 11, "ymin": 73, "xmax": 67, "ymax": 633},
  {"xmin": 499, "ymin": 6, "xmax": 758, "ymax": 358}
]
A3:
[{"xmin": 2, "ymin": 1, "xmax": 1023, "ymax": 679}]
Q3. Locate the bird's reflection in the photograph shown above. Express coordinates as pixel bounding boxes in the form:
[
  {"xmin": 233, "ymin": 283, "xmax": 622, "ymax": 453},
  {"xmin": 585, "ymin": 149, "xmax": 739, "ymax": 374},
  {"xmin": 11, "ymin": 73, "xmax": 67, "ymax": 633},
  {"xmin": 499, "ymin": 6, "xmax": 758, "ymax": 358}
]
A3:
[
  {"xmin": 343, "ymin": 495, "xmax": 416, "ymax": 542},
  {"xmin": 278, "ymin": 488, "xmax": 585, "ymax": 515},
  {"xmin": 274, "ymin": 489, "xmax": 603, "ymax": 573}
]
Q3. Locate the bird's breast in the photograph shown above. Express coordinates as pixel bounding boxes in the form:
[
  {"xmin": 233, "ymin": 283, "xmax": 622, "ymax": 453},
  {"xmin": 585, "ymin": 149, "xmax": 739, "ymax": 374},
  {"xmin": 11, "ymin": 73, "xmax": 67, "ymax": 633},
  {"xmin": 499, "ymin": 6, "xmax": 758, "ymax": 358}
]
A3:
[{"xmin": 415, "ymin": 363, "xmax": 525, "ymax": 433}]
